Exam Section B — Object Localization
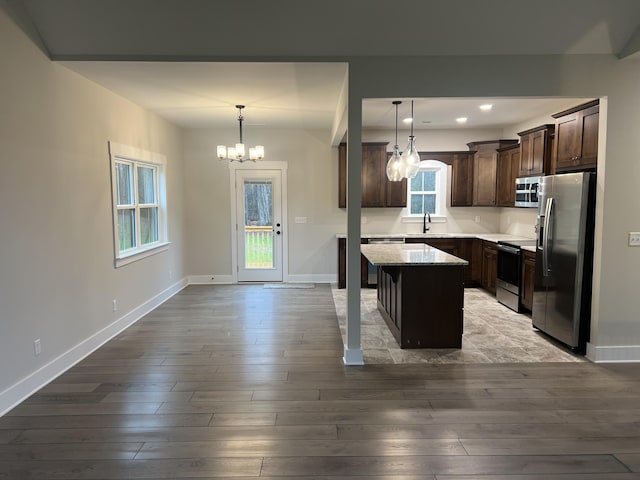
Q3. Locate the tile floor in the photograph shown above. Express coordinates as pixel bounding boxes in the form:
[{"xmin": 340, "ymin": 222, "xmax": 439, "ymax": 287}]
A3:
[{"xmin": 331, "ymin": 286, "xmax": 585, "ymax": 364}]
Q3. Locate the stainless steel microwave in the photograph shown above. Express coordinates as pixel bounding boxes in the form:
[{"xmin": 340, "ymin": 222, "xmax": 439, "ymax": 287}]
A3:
[{"xmin": 515, "ymin": 176, "xmax": 540, "ymax": 207}]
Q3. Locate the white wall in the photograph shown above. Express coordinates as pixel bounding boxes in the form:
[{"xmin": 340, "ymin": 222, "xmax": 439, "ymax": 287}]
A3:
[
  {"xmin": 183, "ymin": 127, "xmax": 345, "ymax": 281},
  {"xmin": 0, "ymin": 8, "xmax": 187, "ymax": 412}
]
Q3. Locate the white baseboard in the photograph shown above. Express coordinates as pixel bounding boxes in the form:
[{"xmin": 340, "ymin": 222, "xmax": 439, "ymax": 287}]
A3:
[
  {"xmin": 188, "ymin": 274, "xmax": 336, "ymax": 285},
  {"xmin": 286, "ymin": 274, "xmax": 336, "ymax": 284},
  {"xmin": 0, "ymin": 278, "xmax": 188, "ymax": 416},
  {"xmin": 188, "ymin": 274, "xmax": 234, "ymax": 284},
  {"xmin": 586, "ymin": 343, "xmax": 640, "ymax": 363}
]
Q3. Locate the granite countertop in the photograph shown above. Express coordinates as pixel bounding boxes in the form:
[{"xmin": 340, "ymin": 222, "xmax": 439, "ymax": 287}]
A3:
[
  {"xmin": 521, "ymin": 245, "xmax": 537, "ymax": 253},
  {"xmin": 361, "ymin": 243, "xmax": 469, "ymax": 266},
  {"xmin": 336, "ymin": 232, "xmax": 535, "ymax": 243}
]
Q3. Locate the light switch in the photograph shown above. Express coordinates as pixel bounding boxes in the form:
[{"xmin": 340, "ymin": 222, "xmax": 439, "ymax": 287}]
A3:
[{"xmin": 629, "ymin": 232, "xmax": 640, "ymax": 246}]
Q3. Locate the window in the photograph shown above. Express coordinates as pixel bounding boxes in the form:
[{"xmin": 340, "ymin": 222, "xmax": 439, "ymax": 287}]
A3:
[
  {"xmin": 109, "ymin": 142, "xmax": 168, "ymax": 267},
  {"xmin": 406, "ymin": 160, "xmax": 448, "ymax": 217}
]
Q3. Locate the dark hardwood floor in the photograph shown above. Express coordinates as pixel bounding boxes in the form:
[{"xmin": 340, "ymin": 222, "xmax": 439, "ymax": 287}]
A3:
[{"xmin": 1, "ymin": 284, "xmax": 640, "ymax": 479}]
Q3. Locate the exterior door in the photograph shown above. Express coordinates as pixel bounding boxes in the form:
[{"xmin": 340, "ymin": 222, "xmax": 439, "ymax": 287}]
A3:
[{"xmin": 235, "ymin": 169, "xmax": 283, "ymax": 282}]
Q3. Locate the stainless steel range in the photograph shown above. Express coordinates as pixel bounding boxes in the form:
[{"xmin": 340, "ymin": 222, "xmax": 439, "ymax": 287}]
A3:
[{"xmin": 496, "ymin": 239, "xmax": 536, "ymax": 312}]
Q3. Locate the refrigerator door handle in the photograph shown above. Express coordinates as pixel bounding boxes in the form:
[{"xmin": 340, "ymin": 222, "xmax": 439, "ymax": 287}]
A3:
[{"xmin": 542, "ymin": 197, "xmax": 554, "ymax": 276}]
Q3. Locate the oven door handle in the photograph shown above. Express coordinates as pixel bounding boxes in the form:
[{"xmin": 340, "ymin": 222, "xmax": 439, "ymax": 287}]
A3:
[{"xmin": 497, "ymin": 244, "xmax": 521, "ymax": 255}]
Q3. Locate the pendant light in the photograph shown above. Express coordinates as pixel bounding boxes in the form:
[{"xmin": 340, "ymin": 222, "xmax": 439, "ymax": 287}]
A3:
[
  {"xmin": 217, "ymin": 105, "xmax": 264, "ymax": 162},
  {"xmin": 386, "ymin": 100, "xmax": 405, "ymax": 181},
  {"xmin": 401, "ymin": 100, "xmax": 421, "ymax": 178}
]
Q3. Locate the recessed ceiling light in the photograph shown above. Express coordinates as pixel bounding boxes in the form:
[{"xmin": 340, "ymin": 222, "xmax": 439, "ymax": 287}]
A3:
[
  {"xmin": 402, "ymin": 117, "xmax": 413, "ymax": 124},
  {"xmin": 479, "ymin": 104, "xmax": 493, "ymax": 111},
  {"xmin": 456, "ymin": 117, "xmax": 468, "ymax": 124}
]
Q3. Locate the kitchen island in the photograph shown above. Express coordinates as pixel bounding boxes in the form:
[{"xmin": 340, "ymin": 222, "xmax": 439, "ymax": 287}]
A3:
[{"xmin": 361, "ymin": 243, "xmax": 468, "ymax": 349}]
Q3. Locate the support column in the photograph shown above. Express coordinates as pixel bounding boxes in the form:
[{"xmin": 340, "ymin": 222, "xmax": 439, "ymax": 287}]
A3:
[{"xmin": 343, "ymin": 88, "xmax": 364, "ymax": 366}]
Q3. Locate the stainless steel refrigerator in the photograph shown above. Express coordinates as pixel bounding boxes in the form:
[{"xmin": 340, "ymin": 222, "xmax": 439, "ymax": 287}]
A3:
[{"xmin": 533, "ymin": 172, "xmax": 596, "ymax": 351}]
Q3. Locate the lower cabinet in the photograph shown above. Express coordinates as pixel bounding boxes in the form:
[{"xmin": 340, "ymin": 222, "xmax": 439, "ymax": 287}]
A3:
[
  {"xmin": 405, "ymin": 238, "xmax": 478, "ymax": 286},
  {"xmin": 338, "ymin": 236, "xmax": 485, "ymax": 289},
  {"xmin": 521, "ymin": 249, "xmax": 536, "ymax": 311},
  {"xmin": 377, "ymin": 264, "xmax": 464, "ymax": 348},
  {"xmin": 481, "ymin": 240, "xmax": 497, "ymax": 295},
  {"xmin": 337, "ymin": 238, "xmax": 368, "ymax": 289}
]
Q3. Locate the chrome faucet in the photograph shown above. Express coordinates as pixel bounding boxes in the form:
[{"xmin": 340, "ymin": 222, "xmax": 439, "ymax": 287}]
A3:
[{"xmin": 423, "ymin": 212, "xmax": 431, "ymax": 233}]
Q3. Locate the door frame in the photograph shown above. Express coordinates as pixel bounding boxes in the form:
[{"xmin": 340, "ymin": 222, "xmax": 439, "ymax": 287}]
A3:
[{"xmin": 229, "ymin": 161, "xmax": 288, "ymax": 283}]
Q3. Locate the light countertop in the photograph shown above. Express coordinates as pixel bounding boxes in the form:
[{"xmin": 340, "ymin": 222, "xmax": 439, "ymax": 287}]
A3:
[
  {"xmin": 337, "ymin": 232, "xmax": 535, "ymax": 243},
  {"xmin": 361, "ymin": 243, "xmax": 469, "ymax": 266},
  {"xmin": 521, "ymin": 245, "xmax": 537, "ymax": 253}
]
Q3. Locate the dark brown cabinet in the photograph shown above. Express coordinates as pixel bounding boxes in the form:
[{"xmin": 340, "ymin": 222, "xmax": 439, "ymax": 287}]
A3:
[
  {"xmin": 376, "ymin": 263, "xmax": 464, "ymax": 348},
  {"xmin": 496, "ymin": 144, "xmax": 520, "ymax": 207},
  {"xmin": 552, "ymin": 100, "xmax": 599, "ymax": 173},
  {"xmin": 405, "ymin": 237, "xmax": 479, "ymax": 286},
  {"xmin": 518, "ymin": 124, "xmax": 554, "ymax": 177},
  {"xmin": 450, "ymin": 153, "xmax": 475, "ymax": 206},
  {"xmin": 338, "ymin": 143, "xmax": 407, "ymax": 208},
  {"xmin": 481, "ymin": 240, "xmax": 497, "ymax": 294},
  {"xmin": 337, "ymin": 237, "xmax": 369, "ymax": 289},
  {"xmin": 468, "ymin": 140, "xmax": 518, "ymax": 206},
  {"xmin": 521, "ymin": 249, "xmax": 536, "ymax": 312},
  {"xmin": 338, "ymin": 236, "xmax": 486, "ymax": 290}
]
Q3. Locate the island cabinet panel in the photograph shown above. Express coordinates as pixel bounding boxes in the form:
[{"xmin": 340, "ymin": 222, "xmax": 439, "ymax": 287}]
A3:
[
  {"xmin": 521, "ymin": 249, "xmax": 536, "ymax": 311},
  {"xmin": 552, "ymin": 100, "xmax": 599, "ymax": 173},
  {"xmin": 518, "ymin": 124, "xmax": 554, "ymax": 177},
  {"xmin": 377, "ymin": 265, "xmax": 464, "ymax": 348},
  {"xmin": 338, "ymin": 143, "xmax": 407, "ymax": 208},
  {"xmin": 337, "ymin": 238, "xmax": 369, "ymax": 289}
]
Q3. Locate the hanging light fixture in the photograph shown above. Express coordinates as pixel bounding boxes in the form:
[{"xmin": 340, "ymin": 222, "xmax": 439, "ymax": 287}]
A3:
[
  {"xmin": 400, "ymin": 100, "xmax": 421, "ymax": 178},
  {"xmin": 386, "ymin": 100, "xmax": 405, "ymax": 182},
  {"xmin": 217, "ymin": 105, "xmax": 264, "ymax": 162}
]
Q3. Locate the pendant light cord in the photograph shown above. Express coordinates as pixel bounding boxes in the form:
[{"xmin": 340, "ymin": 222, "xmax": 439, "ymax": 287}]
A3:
[{"xmin": 410, "ymin": 100, "xmax": 414, "ymax": 138}]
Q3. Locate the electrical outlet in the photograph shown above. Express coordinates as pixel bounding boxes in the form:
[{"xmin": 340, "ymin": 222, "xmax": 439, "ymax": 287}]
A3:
[
  {"xmin": 474, "ymin": 216, "xmax": 481, "ymax": 223},
  {"xmin": 361, "ymin": 216, "xmax": 368, "ymax": 224},
  {"xmin": 169, "ymin": 269, "xmax": 173, "ymax": 280},
  {"xmin": 112, "ymin": 299, "xmax": 117, "ymax": 312},
  {"xmin": 629, "ymin": 232, "xmax": 640, "ymax": 247},
  {"xmin": 294, "ymin": 216, "xmax": 307, "ymax": 224},
  {"xmin": 34, "ymin": 339, "xmax": 41, "ymax": 356}
]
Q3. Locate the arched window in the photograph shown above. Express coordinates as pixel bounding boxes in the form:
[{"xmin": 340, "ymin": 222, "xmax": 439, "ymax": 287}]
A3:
[{"xmin": 406, "ymin": 160, "xmax": 448, "ymax": 218}]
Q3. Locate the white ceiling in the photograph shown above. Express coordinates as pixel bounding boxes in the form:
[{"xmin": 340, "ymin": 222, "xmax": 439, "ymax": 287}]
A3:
[
  {"xmin": 61, "ymin": 61, "xmax": 349, "ymax": 129},
  {"xmin": 61, "ymin": 61, "xmax": 591, "ymax": 131},
  {"xmin": 5, "ymin": 0, "xmax": 639, "ymax": 131}
]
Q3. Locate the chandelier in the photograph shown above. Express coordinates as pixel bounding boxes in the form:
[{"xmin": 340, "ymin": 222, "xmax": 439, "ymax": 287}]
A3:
[{"xmin": 217, "ymin": 105, "xmax": 264, "ymax": 162}]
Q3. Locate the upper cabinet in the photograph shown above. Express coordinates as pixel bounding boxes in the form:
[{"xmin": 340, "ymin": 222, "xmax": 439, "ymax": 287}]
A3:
[
  {"xmin": 468, "ymin": 140, "xmax": 518, "ymax": 207},
  {"xmin": 338, "ymin": 143, "xmax": 407, "ymax": 208},
  {"xmin": 552, "ymin": 100, "xmax": 599, "ymax": 173},
  {"xmin": 496, "ymin": 143, "xmax": 520, "ymax": 207},
  {"xmin": 450, "ymin": 152, "xmax": 475, "ymax": 207},
  {"xmin": 518, "ymin": 124, "xmax": 554, "ymax": 177}
]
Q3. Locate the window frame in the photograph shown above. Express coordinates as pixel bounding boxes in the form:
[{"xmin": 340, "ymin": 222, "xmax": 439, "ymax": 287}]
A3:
[
  {"xmin": 109, "ymin": 141, "xmax": 169, "ymax": 267},
  {"xmin": 402, "ymin": 160, "xmax": 449, "ymax": 222}
]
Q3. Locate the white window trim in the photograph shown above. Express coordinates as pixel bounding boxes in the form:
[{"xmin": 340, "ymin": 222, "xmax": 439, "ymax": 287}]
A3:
[
  {"xmin": 108, "ymin": 141, "xmax": 170, "ymax": 268},
  {"xmin": 402, "ymin": 160, "xmax": 449, "ymax": 223}
]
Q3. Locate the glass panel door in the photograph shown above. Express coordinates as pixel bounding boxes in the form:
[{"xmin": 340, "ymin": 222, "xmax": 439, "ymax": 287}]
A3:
[{"xmin": 236, "ymin": 169, "xmax": 283, "ymax": 282}]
